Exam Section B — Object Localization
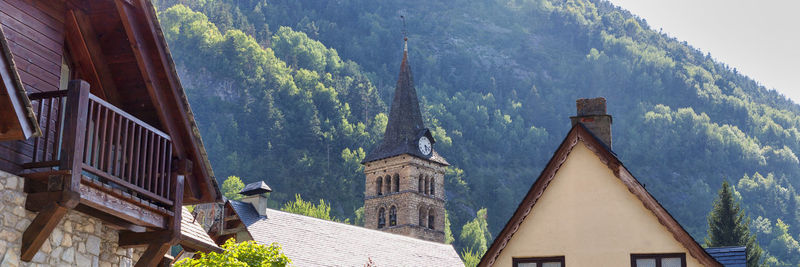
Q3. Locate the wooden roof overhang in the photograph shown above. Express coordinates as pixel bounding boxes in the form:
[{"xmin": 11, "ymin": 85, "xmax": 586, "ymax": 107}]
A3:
[
  {"xmin": 477, "ymin": 124, "xmax": 722, "ymax": 267},
  {"xmin": 59, "ymin": 0, "xmax": 220, "ymax": 204},
  {"xmin": 0, "ymin": 24, "xmax": 41, "ymax": 141}
]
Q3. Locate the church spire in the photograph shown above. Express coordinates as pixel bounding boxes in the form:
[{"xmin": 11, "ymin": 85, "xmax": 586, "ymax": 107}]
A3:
[{"xmin": 362, "ymin": 28, "xmax": 447, "ymax": 165}]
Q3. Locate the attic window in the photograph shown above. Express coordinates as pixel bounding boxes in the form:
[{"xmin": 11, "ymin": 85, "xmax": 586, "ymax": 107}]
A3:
[
  {"xmin": 513, "ymin": 256, "xmax": 565, "ymax": 267},
  {"xmin": 631, "ymin": 254, "xmax": 685, "ymax": 267}
]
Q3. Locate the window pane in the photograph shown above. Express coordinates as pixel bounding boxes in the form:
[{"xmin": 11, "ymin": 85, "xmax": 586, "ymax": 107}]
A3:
[
  {"xmin": 517, "ymin": 263, "xmax": 536, "ymax": 267},
  {"xmin": 635, "ymin": 258, "xmax": 656, "ymax": 267},
  {"xmin": 662, "ymin": 257, "xmax": 682, "ymax": 267},
  {"xmin": 542, "ymin": 262, "xmax": 562, "ymax": 267}
]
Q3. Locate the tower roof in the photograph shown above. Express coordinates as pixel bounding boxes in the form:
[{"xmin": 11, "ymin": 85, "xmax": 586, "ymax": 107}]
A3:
[{"xmin": 362, "ymin": 40, "xmax": 447, "ymax": 165}]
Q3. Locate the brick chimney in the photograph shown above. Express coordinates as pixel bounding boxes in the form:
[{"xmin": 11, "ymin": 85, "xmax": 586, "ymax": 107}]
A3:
[
  {"xmin": 239, "ymin": 181, "xmax": 271, "ymax": 216},
  {"xmin": 570, "ymin": 98, "xmax": 612, "ymax": 148}
]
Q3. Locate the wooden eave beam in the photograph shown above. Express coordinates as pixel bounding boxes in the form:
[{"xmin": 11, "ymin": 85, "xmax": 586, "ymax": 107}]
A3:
[
  {"xmin": 64, "ymin": 8, "xmax": 121, "ymax": 105},
  {"xmin": 135, "ymin": 0, "xmax": 218, "ymax": 203},
  {"xmin": 113, "ymin": 0, "xmax": 205, "ymax": 202},
  {"xmin": 21, "ymin": 203, "xmax": 68, "ymax": 261},
  {"xmin": 134, "ymin": 243, "xmax": 172, "ymax": 267}
]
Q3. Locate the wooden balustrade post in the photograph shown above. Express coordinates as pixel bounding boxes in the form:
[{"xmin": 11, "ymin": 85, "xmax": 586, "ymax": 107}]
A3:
[
  {"xmin": 21, "ymin": 80, "xmax": 90, "ymax": 261},
  {"xmin": 59, "ymin": 80, "xmax": 91, "ymax": 207}
]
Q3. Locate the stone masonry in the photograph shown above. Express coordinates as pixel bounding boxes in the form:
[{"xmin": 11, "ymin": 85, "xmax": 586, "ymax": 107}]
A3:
[
  {"xmin": 0, "ymin": 170, "xmax": 143, "ymax": 267},
  {"xmin": 363, "ymin": 155, "xmax": 446, "ymax": 242}
]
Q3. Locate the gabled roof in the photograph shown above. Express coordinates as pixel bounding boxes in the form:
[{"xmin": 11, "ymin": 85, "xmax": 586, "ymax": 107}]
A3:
[
  {"xmin": 363, "ymin": 42, "xmax": 448, "ymax": 165},
  {"xmin": 115, "ymin": 0, "xmax": 221, "ymax": 203},
  {"xmin": 705, "ymin": 246, "xmax": 746, "ymax": 267},
  {"xmin": 478, "ymin": 124, "xmax": 721, "ymax": 267},
  {"xmin": 227, "ymin": 200, "xmax": 463, "ymax": 266},
  {"xmin": 179, "ymin": 207, "xmax": 222, "ymax": 253},
  {"xmin": 0, "ymin": 24, "xmax": 40, "ymax": 141}
]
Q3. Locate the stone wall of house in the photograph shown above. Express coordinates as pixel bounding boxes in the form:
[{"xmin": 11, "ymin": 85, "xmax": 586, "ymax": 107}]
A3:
[{"xmin": 0, "ymin": 170, "xmax": 143, "ymax": 267}]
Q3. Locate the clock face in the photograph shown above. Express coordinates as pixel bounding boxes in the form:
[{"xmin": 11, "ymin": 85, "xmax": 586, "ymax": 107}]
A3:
[{"xmin": 418, "ymin": 136, "xmax": 432, "ymax": 156}]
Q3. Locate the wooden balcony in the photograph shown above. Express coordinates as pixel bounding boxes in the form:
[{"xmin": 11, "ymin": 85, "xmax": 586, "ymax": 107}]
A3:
[{"xmin": 18, "ymin": 80, "xmax": 184, "ymax": 262}]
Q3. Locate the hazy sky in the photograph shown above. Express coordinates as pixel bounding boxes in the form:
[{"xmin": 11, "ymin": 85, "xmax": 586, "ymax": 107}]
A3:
[{"xmin": 606, "ymin": 0, "xmax": 800, "ymax": 104}]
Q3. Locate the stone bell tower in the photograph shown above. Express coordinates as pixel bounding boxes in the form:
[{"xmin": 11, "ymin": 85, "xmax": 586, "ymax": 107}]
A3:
[{"xmin": 361, "ymin": 37, "xmax": 449, "ymax": 243}]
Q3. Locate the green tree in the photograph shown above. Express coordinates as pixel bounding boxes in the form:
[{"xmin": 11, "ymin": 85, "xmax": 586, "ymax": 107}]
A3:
[
  {"xmin": 354, "ymin": 206, "xmax": 364, "ymax": 226},
  {"xmin": 459, "ymin": 208, "xmax": 492, "ymax": 255},
  {"xmin": 460, "ymin": 248, "xmax": 481, "ymax": 267},
  {"xmin": 221, "ymin": 176, "xmax": 245, "ymax": 201},
  {"xmin": 281, "ymin": 194, "xmax": 347, "ymax": 223},
  {"xmin": 444, "ymin": 212, "xmax": 455, "ymax": 244},
  {"xmin": 766, "ymin": 219, "xmax": 800, "ymax": 264},
  {"xmin": 705, "ymin": 181, "xmax": 763, "ymax": 267},
  {"xmin": 174, "ymin": 239, "xmax": 290, "ymax": 266}
]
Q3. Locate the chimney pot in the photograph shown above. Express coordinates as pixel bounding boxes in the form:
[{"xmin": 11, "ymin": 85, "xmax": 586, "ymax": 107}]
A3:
[
  {"xmin": 571, "ymin": 97, "xmax": 612, "ymax": 148},
  {"xmin": 240, "ymin": 181, "xmax": 271, "ymax": 216}
]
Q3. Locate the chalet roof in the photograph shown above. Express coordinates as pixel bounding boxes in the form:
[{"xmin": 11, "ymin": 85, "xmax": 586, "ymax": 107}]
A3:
[
  {"xmin": 239, "ymin": 181, "xmax": 272, "ymax": 196},
  {"xmin": 0, "ymin": 24, "xmax": 40, "ymax": 141},
  {"xmin": 136, "ymin": 0, "xmax": 221, "ymax": 203},
  {"xmin": 705, "ymin": 247, "xmax": 746, "ymax": 267},
  {"xmin": 179, "ymin": 207, "xmax": 222, "ymax": 253},
  {"xmin": 228, "ymin": 200, "xmax": 463, "ymax": 266},
  {"xmin": 478, "ymin": 124, "xmax": 721, "ymax": 267},
  {"xmin": 362, "ymin": 42, "xmax": 448, "ymax": 165}
]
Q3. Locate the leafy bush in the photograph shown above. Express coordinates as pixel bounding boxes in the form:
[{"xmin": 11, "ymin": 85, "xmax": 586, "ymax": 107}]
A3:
[{"xmin": 174, "ymin": 239, "xmax": 291, "ymax": 267}]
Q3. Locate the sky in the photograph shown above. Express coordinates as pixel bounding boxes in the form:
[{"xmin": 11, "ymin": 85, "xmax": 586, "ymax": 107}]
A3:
[{"xmin": 606, "ymin": 0, "xmax": 800, "ymax": 104}]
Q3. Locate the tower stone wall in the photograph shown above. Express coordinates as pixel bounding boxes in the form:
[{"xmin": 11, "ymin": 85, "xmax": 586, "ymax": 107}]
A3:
[{"xmin": 363, "ymin": 155, "xmax": 446, "ymax": 242}]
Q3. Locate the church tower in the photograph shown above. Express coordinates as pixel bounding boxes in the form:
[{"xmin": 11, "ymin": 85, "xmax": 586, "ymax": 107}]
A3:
[{"xmin": 361, "ymin": 37, "xmax": 449, "ymax": 243}]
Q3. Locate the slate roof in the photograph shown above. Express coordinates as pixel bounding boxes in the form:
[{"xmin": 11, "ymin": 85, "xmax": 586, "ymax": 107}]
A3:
[
  {"xmin": 362, "ymin": 42, "xmax": 448, "ymax": 165},
  {"xmin": 180, "ymin": 207, "xmax": 222, "ymax": 253},
  {"xmin": 705, "ymin": 246, "xmax": 746, "ymax": 267},
  {"xmin": 228, "ymin": 200, "xmax": 463, "ymax": 267}
]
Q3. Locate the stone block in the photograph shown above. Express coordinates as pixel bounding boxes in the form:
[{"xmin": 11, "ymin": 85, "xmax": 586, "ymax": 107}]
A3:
[
  {"xmin": 5, "ymin": 176, "xmax": 17, "ymax": 190},
  {"xmin": 51, "ymin": 228, "xmax": 64, "ymax": 246},
  {"xmin": 14, "ymin": 218, "xmax": 30, "ymax": 231},
  {"xmin": 1, "ymin": 250, "xmax": 20, "ymax": 267},
  {"xmin": 63, "ymin": 234, "xmax": 73, "ymax": 247},
  {"xmin": 61, "ymin": 246, "xmax": 75, "ymax": 263},
  {"xmin": 76, "ymin": 253, "xmax": 91, "ymax": 266},
  {"xmin": 87, "ymin": 236, "xmax": 101, "ymax": 256}
]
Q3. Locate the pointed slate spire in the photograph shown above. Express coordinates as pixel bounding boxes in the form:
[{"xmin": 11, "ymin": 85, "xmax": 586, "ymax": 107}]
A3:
[{"xmin": 362, "ymin": 38, "xmax": 448, "ymax": 165}]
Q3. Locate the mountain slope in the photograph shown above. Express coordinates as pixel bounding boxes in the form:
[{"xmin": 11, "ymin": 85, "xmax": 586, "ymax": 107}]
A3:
[{"xmin": 155, "ymin": 0, "xmax": 800, "ymax": 263}]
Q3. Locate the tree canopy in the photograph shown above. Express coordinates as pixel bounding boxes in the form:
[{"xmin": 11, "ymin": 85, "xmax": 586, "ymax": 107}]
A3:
[
  {"xmin": 174, "ymin": 239, "xmax": 291, "ymax": 267},
  {"xmin": 705, "ymin": 181, "xmax": 763, "ymax": 266}
]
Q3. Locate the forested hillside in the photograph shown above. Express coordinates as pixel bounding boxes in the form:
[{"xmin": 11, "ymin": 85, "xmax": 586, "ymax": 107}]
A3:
[{"xmin": 153, "ymin": 0, "xmax": 800, "ymax": 263}]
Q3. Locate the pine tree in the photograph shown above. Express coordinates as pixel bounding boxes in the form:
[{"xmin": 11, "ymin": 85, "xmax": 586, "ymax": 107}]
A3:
[{"xmin": 705, "ymin": 181, "xmax": 763, "ymax": 267}]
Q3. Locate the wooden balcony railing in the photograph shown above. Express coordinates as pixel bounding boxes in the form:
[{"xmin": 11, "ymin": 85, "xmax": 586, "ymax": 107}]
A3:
[{"xmin": 25, "ymin": 83, "xmax": 175, "ymax": 210}]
